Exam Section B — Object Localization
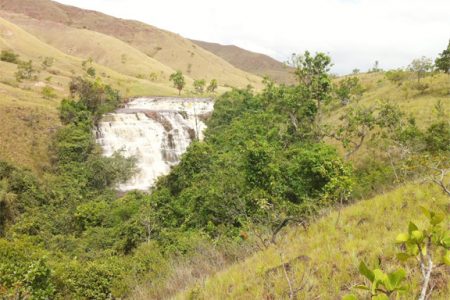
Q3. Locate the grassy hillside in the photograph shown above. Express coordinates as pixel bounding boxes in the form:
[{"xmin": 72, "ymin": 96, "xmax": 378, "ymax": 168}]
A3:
[
  {"xmin": 192, "ymin": 39, "xmax": 296, "ymax": 85},
  {"xmin": 176, "ymin": 183, "xmax": 450, "ymax": 299},
  {"xmin": 0, "ymin": 0, "xmax": 264, "ymax": 89},
  {"xmin": 323, "ymin": 71, "xmax": 450, "ymax": 170},
  {"xmin": 0, "ymin": 16, "xmax": 177, "ymax": 171},
  {"xmin": 0, "ymin": 11, "xmax": 179, "ymax": 83},
  {"xmin": 340, "ymin": 72, "xmax": 450, "ymax": 127}
]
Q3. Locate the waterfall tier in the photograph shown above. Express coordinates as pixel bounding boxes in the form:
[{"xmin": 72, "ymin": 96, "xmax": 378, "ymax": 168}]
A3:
[{"xmin": 96, "ymin": 97, "xmax": 214, "ymax": 191}]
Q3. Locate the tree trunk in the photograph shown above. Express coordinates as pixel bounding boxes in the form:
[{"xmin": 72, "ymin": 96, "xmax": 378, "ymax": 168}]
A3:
[{"xmin": 419, "ymin": 257, "xmax": 433, "ymax": 300}]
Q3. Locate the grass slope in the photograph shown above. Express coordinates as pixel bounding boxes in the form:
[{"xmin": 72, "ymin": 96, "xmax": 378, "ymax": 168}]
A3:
[
  {"xmin": 0, "ymin": 0, "xmax": 264, "ymax": 89},
  {"xmin": 177, "ymin": 183, "xmax": 450, "ymax": 299},
  {"xmin": 191, "ymin": 39, "xmax": 296, "ymax": 85},
  {"xmin": 347, "ymin": 72, "xmax": 450, "ymax": 127},
  {"xmin": 0, "ymin": 11, "xmax": 179, "ymax": 84},
  {"xmin": 324, "ymin": 72, "xmax": 450, "ymax": 167},
  {"xmin": 0, "ymin": 16, "xmax": 177, "ymax": 172}
]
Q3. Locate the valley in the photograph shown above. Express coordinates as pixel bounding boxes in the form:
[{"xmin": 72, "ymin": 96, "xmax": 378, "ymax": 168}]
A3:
[{"xmin": 0, "ymin": 1, "xmax": 449, "ymax": 299}]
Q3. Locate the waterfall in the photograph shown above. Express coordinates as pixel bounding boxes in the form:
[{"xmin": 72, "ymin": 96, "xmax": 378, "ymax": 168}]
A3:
[{"xmin": 96, "ymin": 97, "xmax": 214, "ymax": 191}]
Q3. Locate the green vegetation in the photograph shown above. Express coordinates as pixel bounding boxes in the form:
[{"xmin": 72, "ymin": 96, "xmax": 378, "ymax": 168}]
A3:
[
  {"xmin": 347, "ymin": 207, "xmax": 449, "ymax": 300},
  {"xmin": 409, "ymin": 57, "xmax": 433, "ymax": 83},
  {"xmin": 207, "ymin": 78, "xmax": 218, "ymax": 93},
  {"xmin": 15, "ymin": 60, "xmax": 37, "ymax": 81},
  {"xmin": 435, "ymin": 40, "xmax": 450, "ymax": 74},
  {"xmin": 177, "ymin": 184, "xmax": 448, "ymax": 299},
  {"xmin": 193, "ymin": 79, "xmax": 206, "ymax": 94},
  {"xmin": 170, "ymin": 71, "xmax": 186, "ymax": 95},
  {"xmin": 0, "ymin": 14, "xmax": 449, "ymax": 298},
  {"xmin": 0, "ymin": 49, "xmax": 19, "ymax": 63}
]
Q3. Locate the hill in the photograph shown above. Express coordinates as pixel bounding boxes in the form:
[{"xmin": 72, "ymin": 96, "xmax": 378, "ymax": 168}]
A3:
[
  {"xmin": 0, "ymin": 11, "xmax": 178, "ymax": 84},
  {"xmin": 0, "ymin": 0, "xmax": 264, "ymax": 89},
  {"xmin": 0, "ymin": 16, "xmax": 177, "ymax": 172},
  {"xmin": 192, "ymin": 39, "xmax": 296, "ymax": 84},
  {"xmin": 176, "ymin": 183, "xmax": 449, "ymax": 299}
]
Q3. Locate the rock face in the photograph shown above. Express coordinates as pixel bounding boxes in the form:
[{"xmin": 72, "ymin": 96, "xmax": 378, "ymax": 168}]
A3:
[{"xmin": 96, "ymin": 97, "xmax": 214, "ymax": 191}]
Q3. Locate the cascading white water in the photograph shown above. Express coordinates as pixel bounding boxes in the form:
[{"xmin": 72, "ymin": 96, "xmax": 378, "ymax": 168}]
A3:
[{"xmin": 95, "ymin": 97, "xmax": 214, "ymax": 191}]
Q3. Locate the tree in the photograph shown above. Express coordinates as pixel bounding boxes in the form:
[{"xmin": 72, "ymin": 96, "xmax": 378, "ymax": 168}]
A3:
[
  {"xmin": 193, "ymin": 79, "xmax": 206, "ymax": 94},
  {"xmin": 334, "ymin": 76, "xmax": 364, "ymax": 105},
  {"xmin": 435, "ymin": 40, "xmax": 450, "ymax": 74},
  {"xmin": 409, "ymin": 56, "xmax": 433, "ymax": 82},
  {"xmin": 207, "ymin": 79, "xmax": 218, "ymax": 93},
  {"xmin": 169, "ymin": 71, "xmax": 185, "ymax": 95},
  {"xmin": 289, "ymin": 51, "xmax": 333, "ymax": 112},
  {"xmin": 369, "ymin": 60, "xmax": 382, "ymax": 73}
]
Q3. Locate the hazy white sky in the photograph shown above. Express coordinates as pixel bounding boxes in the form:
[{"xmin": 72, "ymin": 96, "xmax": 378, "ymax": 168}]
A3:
[{"xmin": 54, "ymin": 0, "xmax": 450, "ymax": 74}]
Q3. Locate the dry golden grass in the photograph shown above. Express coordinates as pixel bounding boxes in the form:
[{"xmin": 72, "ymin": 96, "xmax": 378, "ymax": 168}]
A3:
[
  {"xmin": 0, "ymin": 16, "xmax": 177, "ymax": 171},
  {"xmin": 176, "ymin": 183, "xmax": 450, "ymax": 299},
  {"xmin": 0, "ymin": 0, "xmax": 264, "ymax": 90}
]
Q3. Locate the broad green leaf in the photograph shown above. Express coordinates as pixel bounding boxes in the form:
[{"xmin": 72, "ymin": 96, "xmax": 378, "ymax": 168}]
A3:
[
  {"xmin": 396, "ymin": 233, "xmax": 408, "ymax": 243},
  {"xmin": 387, "ymin": 268, "xmax": 406, "ymax": 290},
  {"xmin": 443, "ymin": 250, "xmax": 450, "ymax": 266},
  {"xmin": 408, "ymin": 222, "xmax": 418, "ymax": 234},
  {"xmin": 441, "ymin": 233, "xmax": 450, "ymax": 248},
  {"xmin": 396, "ymin": 252, "xmax": 410, "ymax": 262},
  {"xmin": 373, "ymin": 269, "xmax": 387, "ymax": 282},
  {"xmin": 358, "ymin": 262, "xmax": 374, "ymax": 282},
  {"xmin": 354, "ymin": 285, "xmax": 370, "ymax": 291},
  {"xmin": 372, "ymin": 269, "xmax": 386, "ymax": 294},
  {"xmin": 421, "ymin": 244, "xmax": 427, "ymax": 256},
  {"xmin": 411, "ymin": 230, "xmax": 423, "ymax": 242},
  {"xmin": 419, "ymin": 206, "xmax": 431, "ymax": 219},
  {"xmin": 430, "ymin": 211, "xmax": 445, "ymax": 226},
  {"xmin": 342, "ymin": 294, "xmax": 358, "ymax": 300},
  {"xmin": 372, "ymin": 294, "xmax": 389, "ymax": 300}
]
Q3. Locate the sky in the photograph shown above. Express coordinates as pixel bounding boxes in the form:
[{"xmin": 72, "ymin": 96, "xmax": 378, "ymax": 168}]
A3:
[{"xmin": 54, "ymin": 0, "xmax": 450, "ymax": 74}]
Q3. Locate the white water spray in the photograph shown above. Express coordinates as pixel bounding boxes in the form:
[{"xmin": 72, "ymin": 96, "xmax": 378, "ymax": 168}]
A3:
[{"xmin": 95, "ymin": 97, "xmax": 213, "ymax": 191}]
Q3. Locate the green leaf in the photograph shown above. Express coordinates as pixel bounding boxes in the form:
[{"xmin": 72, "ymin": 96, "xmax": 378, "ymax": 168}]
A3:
[
  {"xmin": 430, "ymin": 211, "xmax": 445, "ymax": 226},
  {"xmin": 372, "ymin": 269, "xmax": 386, "ymax": 294},
  {"xmin": 443, "ymin": 250, "xmax": 450, "ymax": 266},
  {"xmin": 354, "ymin": 285, "xmax": 370, "ymax": 291},
  {"xmin": 408, "ymin": 222, "xmax": 418, "ymax": 234},
  {"xmin": 396, "ymin": 252, "xmax": 410, "ymax": 262},
  {"xmin": 373, "ymin": 269, "xmax": 387, "ymax": 282},
  {"xmin": 442, "ymin": 235, "xmax": 450, "ymax": 248},
  {"xmin": 372, "ymin": 294, "xmax": 389, "ymax": 300},
  {"xmin": 396, "ymin": 233, "xmax": 409, "ymax": 243},
  {"xmin": 420, "ymin": 206, "xmax": 431, "ymax": 219},
  {"xmin": 387, "ymin": 268, "xmax": 406, "ymax": 290},
  {"xmin": 358, "ymin": 262, "xmax": 374, "ymax": 282},
  {"xmin": 342, "ymin": 294, "xmax": 358, "ymax": 300},
  {"xmin": 411, "ymin": 230, "xmax": 424, "ymax": 242}
]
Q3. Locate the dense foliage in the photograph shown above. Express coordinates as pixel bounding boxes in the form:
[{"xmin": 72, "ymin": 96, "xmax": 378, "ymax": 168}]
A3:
[{"xmin": 1, "ymin": 49, "xmax": 449, "ymax": 298}]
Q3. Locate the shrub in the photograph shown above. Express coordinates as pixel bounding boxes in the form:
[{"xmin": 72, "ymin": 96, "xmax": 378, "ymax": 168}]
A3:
[
  {"xmin": 0, "ymin": 50, "xmax": 19, "ymax": 64},
  {"xmin": 42, "ymin": 86, "xmax": 57, "ymax": 99},
  {"xmin": 0, "ymin": 240, "xmax": 55, "ymax": 299},
  {"xmin": 424, "ymin": 121, "xmax": 450, "ymax": 152},
  {"xmin": 15, "ymin": 60, "xmax": 37, "ymax": 81},
  {"xmin": 385, "ymin": 69, "xmax": 408, "ymax": 84}
]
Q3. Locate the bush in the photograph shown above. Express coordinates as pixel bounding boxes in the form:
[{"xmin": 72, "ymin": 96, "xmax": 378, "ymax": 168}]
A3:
[
  {"xmin": 42, "ymin": 86, "xmax": 57, "ymax": 99},
  {"xmin": 0, "ymin": 239, "xmax": 55, "ymax": 299},
  {"xmin": 15, "ymin": 60, "xmax": 37, "ymax": 81},
  {"xmin": 0, "ymin": 50, "xmax": 19, "ymax": 64},
  {"xmin": 424, "ymin": 121, "xmax": 450, "ymax": 152},
  {"xmin": 385, "ymin": 69, "xmax": 408, "ymax": 84}
]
